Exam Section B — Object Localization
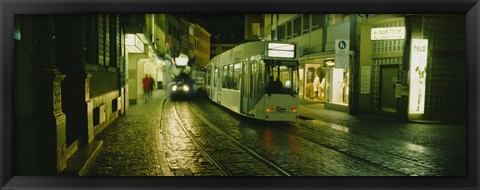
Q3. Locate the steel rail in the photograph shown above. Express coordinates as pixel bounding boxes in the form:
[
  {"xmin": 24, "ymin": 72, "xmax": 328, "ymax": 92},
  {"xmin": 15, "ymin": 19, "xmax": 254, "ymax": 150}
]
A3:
[
  {"xmin": 187, "ymin": 102, "xmax": 291, "ymax": 176},
  {"xmin": 288, "ymin": 122, "xmax": 442, "ymax": 175},
  {"xmin": 171, "ymin": 99, "xmax": 232, "ymax": 176}
]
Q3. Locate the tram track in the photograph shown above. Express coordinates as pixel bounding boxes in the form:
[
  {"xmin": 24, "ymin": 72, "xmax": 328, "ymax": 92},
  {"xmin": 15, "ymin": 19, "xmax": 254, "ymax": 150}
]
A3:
[
  {"xmin": 186, "ymin": 97, "xmax": 459, "ymax": 176},
  {"xmin": 187, "ymin": 100, "xmax": 406, "ymax": 176},
  {"xmin": 188, "ymin": 99, "xmax": 408, "ymax": 176},
  {"xmin": 170, "ymin": 99, "xmax": 232, "ymax": 176},
  {"xmin": 171, "ymin": 99, "xmax": 291, "ymax": 176},
  {"xmin": 286, "ymin": 121, "xmax": 449, "ymax": 175}
]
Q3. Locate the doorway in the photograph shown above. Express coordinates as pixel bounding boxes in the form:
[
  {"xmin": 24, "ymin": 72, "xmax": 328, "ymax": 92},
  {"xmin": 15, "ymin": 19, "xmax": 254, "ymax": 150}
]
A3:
[{"xmin": 380, "ymin": 65, "xmax": 399, "ymax": 113}]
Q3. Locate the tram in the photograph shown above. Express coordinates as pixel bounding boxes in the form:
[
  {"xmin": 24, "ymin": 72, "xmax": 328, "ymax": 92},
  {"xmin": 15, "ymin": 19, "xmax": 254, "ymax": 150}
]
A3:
[
  {"xmin": 168, "ymin": 72, "xmax": 197, "ymax": 99},
  {"xmin": 205, "ymin": 41, "xmax": 300, "ymax": 121}
]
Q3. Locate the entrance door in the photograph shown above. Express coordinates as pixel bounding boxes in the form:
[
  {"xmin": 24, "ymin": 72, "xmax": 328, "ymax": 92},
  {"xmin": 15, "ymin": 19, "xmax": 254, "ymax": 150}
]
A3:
[
  {"xmin": 241, "ymin": 60, "xmax": 249, "ymax": 114},
  {"xmin": 216, "ymin": 67, "xmax": 221, "ymax": 103},
  {"xmin": 380, "ymin": 65, "xmax": 398, "ymax": 113}
]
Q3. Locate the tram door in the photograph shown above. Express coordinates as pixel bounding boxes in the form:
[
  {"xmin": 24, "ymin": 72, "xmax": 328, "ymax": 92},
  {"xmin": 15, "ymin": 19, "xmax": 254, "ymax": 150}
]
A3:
[
  {"xmin": 241, "ymin": 60, "xmax": 249, "ymax": 114},
  {"xmin": 216, "ymin": 67, "xmax": 221, "ymax": 103}
]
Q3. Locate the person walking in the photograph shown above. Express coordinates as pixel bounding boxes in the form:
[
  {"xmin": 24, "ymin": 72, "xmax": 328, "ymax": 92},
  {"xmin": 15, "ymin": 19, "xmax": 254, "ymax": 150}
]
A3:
[
  {"xmin": 142, "ymin": 74, "xmax": 151, "ymax": 103},
  {"xmin": 149, "ymin": 75, "xmax": 155, "ymax": 97}
]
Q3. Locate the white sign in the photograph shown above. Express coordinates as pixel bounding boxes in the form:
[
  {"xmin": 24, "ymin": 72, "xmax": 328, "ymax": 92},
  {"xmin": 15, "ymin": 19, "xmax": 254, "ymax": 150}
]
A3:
[
  {"xmin": 268, "ymin": 42, "xmax": 295, "ymax": 58},
  {"xmin": 408, "ymin": 39, "xmax": 428, "ymax": 114},
  {"xmin": 371, "ymin": 27, "xmax": 406, "ymax": 40},
  {"xmin": 335, "ymin": 54, "xmax": 349, "ymax": 68},
  {"xmin": 360, "ymin": 66, "xmax": 371, "ymax": 94},
  {"xmin": 335, "ymin": 39, "xmax": 349, "ymax": 54},
  {"xmin": 395, "ymin": 83, "xmax": 402, "ymax": 98}
]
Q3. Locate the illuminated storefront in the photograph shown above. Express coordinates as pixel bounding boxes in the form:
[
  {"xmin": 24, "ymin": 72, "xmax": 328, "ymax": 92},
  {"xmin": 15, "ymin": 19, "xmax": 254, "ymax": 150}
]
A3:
[
  {"xmin": 300, "ymin": 53, "xmax": 350, "ymax": 112},
  {"xmin": 357, "ymin": 14, "xmax": 466, "ymax": 121}
]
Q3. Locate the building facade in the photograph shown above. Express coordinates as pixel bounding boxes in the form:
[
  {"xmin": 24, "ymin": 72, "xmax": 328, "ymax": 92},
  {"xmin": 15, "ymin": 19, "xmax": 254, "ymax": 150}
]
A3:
[
  {"xmin": 14, "ymin": 14, "xmax": 125, "ymax": 175},
  {"xmin": 356, "ymin": 14, "xmax": 466, "ymax": 121},
  {"xmin": 265, "ymin": 14, "xmax": 466, "ymax": 122},
  {"xmin": 265, "ymin": 14, "xmax": 354, "ymax": 112},
  {"xmin": 13, "ymin": 13, "xmax": 173, "ymax": 176}
]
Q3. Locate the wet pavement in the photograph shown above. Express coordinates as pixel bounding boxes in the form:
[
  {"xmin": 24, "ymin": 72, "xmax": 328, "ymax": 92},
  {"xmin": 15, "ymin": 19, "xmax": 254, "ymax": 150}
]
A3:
[{"xmin": 87, "ymin": 90, "xmax": 467, "ymax": 176}]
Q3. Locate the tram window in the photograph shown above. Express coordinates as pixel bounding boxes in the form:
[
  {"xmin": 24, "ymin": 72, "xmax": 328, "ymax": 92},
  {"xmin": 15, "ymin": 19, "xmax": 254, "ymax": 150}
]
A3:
[
  {"xmin": 228, "ymin": 64, "xmax": 234, "ymax": 89},
  {"xmin": 214, "ymin": 68, "xmax": 218, "ymax": 88},
  {"xmin": 223, "ymin": 66, "xmax": 228, "ymax": 88},
  {"xmin": 258, "ymin": 61, "xmax": 266, "ymax": 93},
  {"xmin": 234, "ymin": 63, "xmax": 241, "ymax": 90},
  {"xmin": 251, "ymin": 61, "xmax": 256, "ymax": 98}
]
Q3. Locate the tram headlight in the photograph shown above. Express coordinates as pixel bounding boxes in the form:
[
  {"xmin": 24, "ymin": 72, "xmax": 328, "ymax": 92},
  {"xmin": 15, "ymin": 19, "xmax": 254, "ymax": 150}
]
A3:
[
  {"xmin": 290, "ymin": 106, "xmax": 297, "ymax": 112},
  {"xmin": 266, "ymin": 105, "xmax": 274, "ymax": 112},
  {"xmin": 172, "ymin": 85, "xmax": 178, "ymax": 91},
  {"xmin": 182, "ymin": 85, "xmax": 189, "ymax": 92}
]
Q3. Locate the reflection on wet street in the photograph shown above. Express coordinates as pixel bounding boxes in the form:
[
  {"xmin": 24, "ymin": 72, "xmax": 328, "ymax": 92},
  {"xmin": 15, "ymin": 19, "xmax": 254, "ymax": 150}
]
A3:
[
  {"xmin": 89, "ymin": 94, "xmax": 466, "ymax": 176},
  {"xmin": 160, "ymin": 96, "xmax": 465, "ymax": 176}
]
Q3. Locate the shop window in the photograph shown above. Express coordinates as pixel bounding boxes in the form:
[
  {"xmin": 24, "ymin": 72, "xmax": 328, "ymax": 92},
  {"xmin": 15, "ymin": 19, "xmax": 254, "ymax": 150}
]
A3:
[
  {"xmin": 278, "ymin": 25, "xmax": 286, "ymax": 41},
  {"xmin": 93, "ymin": 106, "xmax": 100, "ymax": 126},
  {"xmin": 286, "ymin": 21, "xmax": 292, "ymax": 39},
  {"xmin": 293, "ymin": 16, "xmax": 302, "ymax": 37},
  {"xmin": 311, "ymin": 14, "xmax": 325, "ymax": 31},
  {"xmin": 326, "ymin": 66, "xmax": 349, "ymax": 105},
  {"xmin": 328, "ymin": 14, "xmax": 350, "ymax": 26},
  {"xmin": 112, "ymin": 98, "xmax": 118, "ymax": 112},
  {"xmin": 302, "ymin": 14, "xmax": 310, "ymax": 34}
]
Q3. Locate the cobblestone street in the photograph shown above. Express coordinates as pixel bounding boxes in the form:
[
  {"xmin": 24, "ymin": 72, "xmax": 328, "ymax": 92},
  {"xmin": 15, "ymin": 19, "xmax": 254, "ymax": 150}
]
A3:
[
  {"xmin": 87, "ymin": 90, "xmax": 168, "ymax": 176},
  {"xmin": 87, "ymin": 90, "xmax": 466, "ymax": 176}
]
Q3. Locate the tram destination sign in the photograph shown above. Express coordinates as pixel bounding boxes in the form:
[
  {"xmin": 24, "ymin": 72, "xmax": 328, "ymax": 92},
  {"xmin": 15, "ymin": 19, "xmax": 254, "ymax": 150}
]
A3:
[
  {"xmin": 267, "ymin": 42, "xmax": 295, "ymax": 58},
  {"xmin": 371, "ymin": 27, "xmax": 406, "ymax": 40}
]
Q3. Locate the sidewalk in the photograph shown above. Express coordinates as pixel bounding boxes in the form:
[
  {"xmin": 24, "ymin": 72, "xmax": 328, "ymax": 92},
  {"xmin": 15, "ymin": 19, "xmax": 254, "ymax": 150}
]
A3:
[{"xmin": 87, "ymin": 90, "xmax": 170, "ymax": 176}]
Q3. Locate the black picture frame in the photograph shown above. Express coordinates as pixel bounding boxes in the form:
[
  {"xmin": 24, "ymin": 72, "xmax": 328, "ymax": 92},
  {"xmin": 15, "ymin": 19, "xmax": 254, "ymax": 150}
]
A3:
[{"xmin": 1, "ymin": 0, "xmax": 479, "ymax": 189}]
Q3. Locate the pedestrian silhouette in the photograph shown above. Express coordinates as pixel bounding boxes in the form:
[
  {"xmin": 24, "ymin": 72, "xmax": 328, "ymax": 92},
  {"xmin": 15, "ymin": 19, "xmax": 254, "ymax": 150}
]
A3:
[{"xmin": 142, "ymin": 74, "xmax": 151, "ymax": 103}]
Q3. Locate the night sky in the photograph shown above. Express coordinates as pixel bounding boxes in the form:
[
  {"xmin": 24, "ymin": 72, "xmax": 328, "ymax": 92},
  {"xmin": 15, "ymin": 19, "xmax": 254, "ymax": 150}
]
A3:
[{"xmin": 197, "ymin": 14, "xmax": 244, "ymax": 44}]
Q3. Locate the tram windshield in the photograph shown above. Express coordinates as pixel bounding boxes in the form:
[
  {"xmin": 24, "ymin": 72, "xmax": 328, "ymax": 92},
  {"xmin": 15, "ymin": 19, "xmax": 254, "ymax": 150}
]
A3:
[{"xmin": 265, "ymin": 60, "xmax": 299, "ymax": 94}]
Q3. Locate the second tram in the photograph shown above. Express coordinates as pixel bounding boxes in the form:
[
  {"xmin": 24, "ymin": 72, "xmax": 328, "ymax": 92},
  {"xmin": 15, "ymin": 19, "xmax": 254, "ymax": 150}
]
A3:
[{"xmin": 205, "ymin": 41, "xmax": 300, "ymax": 121}]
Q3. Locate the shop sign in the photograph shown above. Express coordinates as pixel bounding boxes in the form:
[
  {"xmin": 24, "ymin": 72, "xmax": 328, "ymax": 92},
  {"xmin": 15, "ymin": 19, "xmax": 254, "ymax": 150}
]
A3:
[
  {"xmin": 335, "ymin": 39, "xmax": 349, "ymax": 54},
  {"xmin": 360, "ymin": 66, "xmax": 371, "ymax": 94},
  {"xmin": 371, "ymin": 27, "xmax": 406, "ymax": 40},
  {"xmin": 408, "ymin": 39, "xmax": 428, "ymax": 114},
  {"xmin": 335, "ymin": 54, "xmax": 349, "ymax": 68}
]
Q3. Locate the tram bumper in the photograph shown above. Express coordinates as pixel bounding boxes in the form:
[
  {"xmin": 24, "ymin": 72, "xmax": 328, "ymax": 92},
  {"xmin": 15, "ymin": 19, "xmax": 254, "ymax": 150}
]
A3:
[{"xmin": 260, "ymin": 112, "xmax": 299, "ymax": 121}]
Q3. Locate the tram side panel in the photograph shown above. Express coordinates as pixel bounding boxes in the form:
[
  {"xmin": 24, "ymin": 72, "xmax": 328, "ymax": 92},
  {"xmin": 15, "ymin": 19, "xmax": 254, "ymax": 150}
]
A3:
[
  {"xmin": 206, "ymin": 41, "xmax": 300, "ymax": 121},
  {"xmin": 220, "ymin": 89, "xmax": 241, "ymax": 113}
]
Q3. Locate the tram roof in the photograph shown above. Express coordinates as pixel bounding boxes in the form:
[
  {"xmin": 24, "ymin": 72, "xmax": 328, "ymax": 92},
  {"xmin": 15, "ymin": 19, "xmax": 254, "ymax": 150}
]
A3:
[{"xmin": 209, "ymin": 41, "xmax": 298, "ymax": 67}]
